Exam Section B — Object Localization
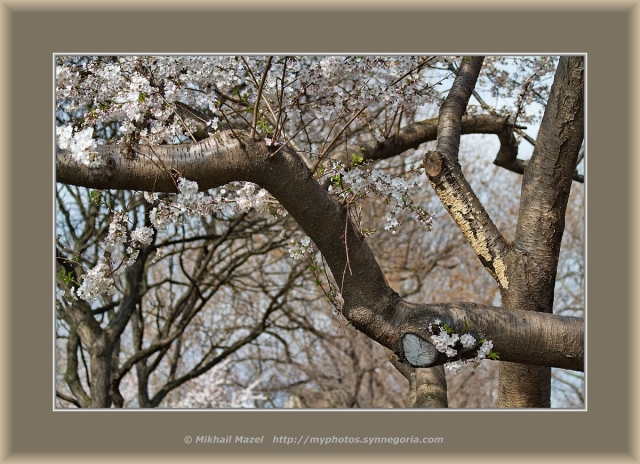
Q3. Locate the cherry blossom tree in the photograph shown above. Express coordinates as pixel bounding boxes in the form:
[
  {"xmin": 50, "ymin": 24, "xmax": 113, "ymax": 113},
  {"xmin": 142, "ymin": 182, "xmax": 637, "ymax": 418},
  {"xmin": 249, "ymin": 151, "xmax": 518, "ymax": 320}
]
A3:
[
  {"xmin": 56, "ymin": 55, "xmax": 584, "ymax": 408},
  {"xmin": 55, "ymin": 168, "xmax": 409, "ymax": 409}
]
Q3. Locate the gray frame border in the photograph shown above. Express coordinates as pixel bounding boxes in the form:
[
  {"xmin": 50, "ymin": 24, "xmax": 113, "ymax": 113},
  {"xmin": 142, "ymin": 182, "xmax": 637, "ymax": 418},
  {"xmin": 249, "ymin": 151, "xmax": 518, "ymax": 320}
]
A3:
[{"xmin": 1, "ymin": 1, "xmax": 637, "ymax": 462}]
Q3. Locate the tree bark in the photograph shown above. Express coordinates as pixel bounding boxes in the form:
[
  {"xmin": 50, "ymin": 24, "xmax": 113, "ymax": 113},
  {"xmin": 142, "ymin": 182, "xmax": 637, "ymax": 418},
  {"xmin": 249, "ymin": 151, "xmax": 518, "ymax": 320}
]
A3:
[
  {"xmin": 388, "ymin": 352, "xmax": 448, "ymax": 408},
  {"xmin": 88, "ymin": 335, "xmax": 113, "ymax": 408},
  {"xmin": 57, "ymin": 132, "xmax": 584, "ymax": 376},
  {"xmin": 498, "ymin": 56, "xmax": 584, "ymax": 407},
  {"xmin": 421, "ymin": 56, "xmax": 584, "ymax": 407}
]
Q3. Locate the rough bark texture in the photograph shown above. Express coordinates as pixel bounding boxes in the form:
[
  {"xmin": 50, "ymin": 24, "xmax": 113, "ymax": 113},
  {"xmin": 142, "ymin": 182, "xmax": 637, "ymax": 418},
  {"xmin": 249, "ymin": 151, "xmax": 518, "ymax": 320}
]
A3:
[
  {"xmin": 388, "ymin": 353, "xmax": 448, "ymax": 408},
  {"xmin": 420, "ymin": 56, "xmax": 584, "ymax": 407},
  {"xmin": 57, "ymin": 131, "xmax": 584, "ymax": 374},
  {"xmin": 423, "ymin": 57, "xmax": 511, "ymax": 292},
  {"xmin": 498, "ymin": 56, "xmax": 584, "ymax": 408},
  {"xmin": 89, "ymin": 336, "xmax": 113, "ymax": 408},
  {"xmin": 412, "ymin": 366, "xmax": 448, "ymax": 408}
]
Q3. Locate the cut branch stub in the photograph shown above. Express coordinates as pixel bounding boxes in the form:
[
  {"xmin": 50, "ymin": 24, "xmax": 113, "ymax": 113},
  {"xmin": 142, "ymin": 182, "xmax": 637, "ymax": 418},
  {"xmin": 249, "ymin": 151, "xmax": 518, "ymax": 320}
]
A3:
[
  {"xmin": 402, "ymin": 333, "xmax": 437, "ymax": 368},
  {"xmin": 424, "ymin": 150, "xmax": 443, "ymax": 178}
]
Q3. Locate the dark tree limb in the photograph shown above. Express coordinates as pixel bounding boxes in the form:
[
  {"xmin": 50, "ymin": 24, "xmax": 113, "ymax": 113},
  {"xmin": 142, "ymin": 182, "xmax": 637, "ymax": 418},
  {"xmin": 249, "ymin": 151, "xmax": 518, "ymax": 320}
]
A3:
[
  {"xmin": 421, "ymin": 57, "xmax": 511, "ymax": 291},
  {"xmin": 356, "ymin": 114, "xmax": 515, "ymax": 161},
  {"xmin": 513, "ymin": 56, "xmax": 585, "ymax": 276},
  {"xmin": 63, "ymin": 330, "xmax": 91, "ymax": 408},
  {"xmin": 56, "ymin": 390, "xmax": 82, "ymax": 408},
  {"xmin": 497, "ymin": 56, "xmax": 584, "ymax": 408},
  {"xmin": 352, "ymin": 113, "xmax": 584, "ymax": 184},
  {"xmin": 388, "ymin": 351, "xmax": 448, "ymax": 408},
  {"xmin": 56, "ymin": 127, "xmax": 584, "ymax": 372}
]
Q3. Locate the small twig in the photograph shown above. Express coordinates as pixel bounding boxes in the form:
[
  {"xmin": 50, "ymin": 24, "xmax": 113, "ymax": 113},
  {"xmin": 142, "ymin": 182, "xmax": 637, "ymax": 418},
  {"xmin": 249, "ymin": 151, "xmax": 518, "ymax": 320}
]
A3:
[
  {"xmin": 212, "ymin": 85, "xmax": 245, "ymax": 104},
  {"xmin": 267, "ymin": 118, "xmax": 317, "ymax": 159},
  {"xmin": 243, "ymin": 56, "xmax": 273, "ymax": 139},
  {"xmin": 395, "ymin": 108, "xmax": 404, "ymax": 140},
  {"xmin": 509, "ymin": 76, "xmax": 534, "ymax": 143},
  {"xmin": 313, "ymin": 106, "xmax": 367, "ymax": 174},
  {"xmin": 385, "ymin": 105, "xmax": 400, "ymax": 139},
  {"xmin": 141, "ymin": 135, "xmax": 180, "ymax": 191},
  {"xmin": 389, "ymin": 56, "xmax": 436, "ymax": 87},
  {"xmin": 174, "ymin": 101, "xmax": 210, "ymax": 124},
  {"xmin": 576, "ymin": 143, "xmax": 585, "ymax": 167},
  {"xmin": 274, "ymin": 57, "xmax": 288, "ymax": 141},
  {"xmin": 333, "ymin": 201, "xmax": 356, "ymax": 332},
  {"xmin": 323, "ymin": 113, "xmax": 345, "ymax": 150},
  {"xmin": 218, "ymin": 109, "xmax": 243, "ymax": 144},
  {"xmin": 515, "ymin": 128, "xmax": 536, "ymax": 146},
  {"xmin": 241, "ymin": 58, "xmax": 280, "ymax": 136},
  {"xmin": 217, "ymin": 100, "xmax": 253, "ymax": 129},
  {"xmin": 341, "ymin": 212, "xmax": 353, "ymax": 278},
  {"xmin": 159, "ymin": 95, "xmax": 197, "ymax": 143}
]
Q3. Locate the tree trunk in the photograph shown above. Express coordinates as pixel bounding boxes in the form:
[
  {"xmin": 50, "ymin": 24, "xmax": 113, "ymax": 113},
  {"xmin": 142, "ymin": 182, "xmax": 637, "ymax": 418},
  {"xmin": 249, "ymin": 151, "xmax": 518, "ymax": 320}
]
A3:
[
  {"xmin": 498, "ymin": 56, "xmax": 584, "ymax": 407},
  {"xmin": 89, "ymin": 335, "xmax": 113, "ymax": 408},
  {"xmin": 388, "ymin": 352, "xmax": 448, "ymax": 408}
]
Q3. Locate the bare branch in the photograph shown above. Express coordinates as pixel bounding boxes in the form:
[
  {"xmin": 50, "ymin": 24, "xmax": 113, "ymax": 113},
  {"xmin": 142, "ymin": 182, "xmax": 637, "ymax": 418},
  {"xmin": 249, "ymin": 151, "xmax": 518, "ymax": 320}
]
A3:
[
  {"xmin": 247, "ymin": 56, "xmax": 273, "ymax": 139},
  {"xmin": 56, "ymin": 391, "xmax": 82, "ymax": 408},
  {"xmin": 57, "ymin": 127, "xmax": 584, "ymax": 372},
  {"xmin": 423, "ymin": 57, "xmax": 511, "ymax": 290}
]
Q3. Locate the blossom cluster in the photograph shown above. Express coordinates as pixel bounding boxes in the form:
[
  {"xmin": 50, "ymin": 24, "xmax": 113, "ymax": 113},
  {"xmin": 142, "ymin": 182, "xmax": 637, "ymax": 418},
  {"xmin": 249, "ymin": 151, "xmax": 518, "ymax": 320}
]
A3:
[
  {"xmin": 151, "ymin": 246, "xmax": 168, "ymax": 264},
  {"xmin": 427, "ymin": 319, "xmax": 496, "ymax": 374},
  {"xmin": 59, "ymin": 176, "xmax": 291, "ymax": 303},
  {"xmin": 148, "ymin": 178, "xmax": 224, "ymax": 231},
  {"xmin": 103, "ymin": 211, "xmax": 129, "ymax": 253},
  {"xmin": 74, "ymin": 212, "xmax": 156, "ymax": 301},
  {"xmin": 56, "ymin": 56, "xmax": 244, "ymax": 146},
  {"xmin": 56, "ymin": 125, "xmax": 101, "ymax": 167},
  {"xmin": 172, "ymin": 359, "xmax": 266, "ymax": 408},
  {"xmin": 55, "ymin": 56, "xmax": 445, "ymax": 161},
  {"xmin": 476, "ymin": 339, "xmax": 494, "ymax": 359},
  {"xmin": 75, "ymin": 262, "xmax": 116, "ymax": 302},
  {"xmin": 290, "ymin": 56, "xmax": 437, "ymax": 125},
  {"xmin": 288, "ymin": 236, "xmax": 313, "ymax": 260},
  {"xmin": 329, "ymin": 161, "xmax": 433, "ymax": 233},
  {"xmin": 55, "ymin": 56, "xmax": 552, "ymax": 174},
  {"xmin": 130, "ymin": 226, "xmax": 154, "ymax": 247},
  {"xmin": 123, "ymin": 225, "xmax": 155, "ymax": 266},
  {"xmin": 234, "ymin": 182, "xmax": 274, "ymax": 216}
]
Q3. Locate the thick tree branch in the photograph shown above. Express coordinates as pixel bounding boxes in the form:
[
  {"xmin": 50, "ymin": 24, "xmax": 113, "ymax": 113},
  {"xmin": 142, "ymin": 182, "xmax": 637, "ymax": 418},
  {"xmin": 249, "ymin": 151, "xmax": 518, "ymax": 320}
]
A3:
[
  {"xmin": 496, "ymin": 56, "xmax": 584, "ymax": 408},
  {"xmin": 356, "ymin": 114, "xmax": 517, "ymax": 161},
  {"xmin": 56, "ymin": 128, "xmax": 584, "ymax": 372},
  {"xmin": 421, "ymin": 57, "xmax": 511, "ymax": 290},
  {"xmin": 387, "ymin": 352, "xmax": 448, "ymax": 408},
  {"xmin": 393, "ymin": 300, "xmax": 582, "ymax": 371},
  {"xmin": 352, "ymin": 113, "xmax": 583, "ymax": 183},
  {"xmin": 56, "ymin": 391, "xmax": 82, "ymax": 408},
  {"xmin": 64, "ymin": 330, "xmax": 91, "ymax": 408},
  {"xmin": 437, "ymin": 57, "xmax": 486, "ymax": 159},
  {"xmin": 514, "ymin": 56, "xmax": 585, "ymax": 272}
]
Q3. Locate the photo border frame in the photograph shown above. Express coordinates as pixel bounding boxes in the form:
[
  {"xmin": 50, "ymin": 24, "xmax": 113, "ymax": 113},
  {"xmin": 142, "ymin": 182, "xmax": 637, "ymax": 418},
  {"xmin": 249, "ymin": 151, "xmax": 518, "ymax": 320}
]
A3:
[{"xmin": 1, "ymin": 1, "xmax": 637, "ymax": 462}]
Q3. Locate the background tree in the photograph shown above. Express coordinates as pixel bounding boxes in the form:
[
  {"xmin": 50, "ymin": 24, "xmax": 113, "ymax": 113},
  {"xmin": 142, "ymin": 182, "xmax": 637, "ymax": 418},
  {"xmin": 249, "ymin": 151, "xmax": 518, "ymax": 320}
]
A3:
[{"xmin": 55, "ymin": 55, "xmax": 584, "ymax": 408}]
